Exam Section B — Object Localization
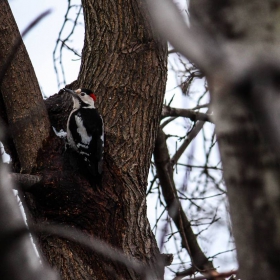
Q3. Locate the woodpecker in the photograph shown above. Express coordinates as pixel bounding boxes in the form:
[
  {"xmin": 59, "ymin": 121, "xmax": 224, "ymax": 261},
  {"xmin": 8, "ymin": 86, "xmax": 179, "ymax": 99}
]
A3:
[{"xmin": 64, "ymin": 88, "xmax": 104, "ymax": 187}]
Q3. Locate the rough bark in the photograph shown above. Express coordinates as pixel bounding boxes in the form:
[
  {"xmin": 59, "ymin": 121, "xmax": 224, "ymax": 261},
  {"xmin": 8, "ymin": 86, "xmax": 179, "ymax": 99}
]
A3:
[
  {"xmin": 188, "ymin": 1, "xmax": 280, "ymax": 279},
  {"xmin": 78, "ymin": 0, "xmax": 166, "ymax": 184},
  {"xmin": 75, "ymin": 0, "xmax": 167, "ymax": 277},
  {"xmin": 8, "ymin": 1, "xmax": 167, "ymax": 280},
  {"xmin": 0, "ymin": 0, "xmax": 50, "ymax": 173}
]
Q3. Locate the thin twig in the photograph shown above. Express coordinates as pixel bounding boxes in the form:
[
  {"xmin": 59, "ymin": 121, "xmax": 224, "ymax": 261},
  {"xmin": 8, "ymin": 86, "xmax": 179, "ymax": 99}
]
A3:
[
  {"xmin": 160, "ymin": 116, "xmax": 178, "ymax": 129},
  {"xmin": 171, "ymin": 112, "xmax": 209, "ymax": 166},
  {"xmin": 174, "ymin": 269, "xmax": 237, "ymax": 280},
  {"xmin": 59, "ymin": 39, "xmax": 81, "ymax": 57},
  {"xmin": 53, "ymin": 2, "xmax": 82, "ymax": 88},
  {"xmin": 177, "ymin": 163, "xmax": 222, "ymax": 171},
  {"xmin": 190, "ymin": 103, "xmax": 210, "ymax": 110}
]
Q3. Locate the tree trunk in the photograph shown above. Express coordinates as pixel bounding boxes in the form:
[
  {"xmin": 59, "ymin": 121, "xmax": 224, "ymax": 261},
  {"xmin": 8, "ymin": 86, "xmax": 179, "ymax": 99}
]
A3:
[
  {"xmin": 1, "ymin": 0, "xmax": 167, "ymax": 279},
  {"xmin": 74, "ymin": 1, "xmax": 167, "ymax": 277},
  {"xmin": 189, "ymin": 1, "xmax": 280, "ymax": 279}
]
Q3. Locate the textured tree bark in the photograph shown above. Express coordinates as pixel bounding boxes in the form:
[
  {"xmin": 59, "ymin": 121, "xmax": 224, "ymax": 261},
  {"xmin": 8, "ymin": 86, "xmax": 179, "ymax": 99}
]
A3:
[
  {"xmin": 75, "ymin": 0, "xmax": 167, "ymax": 278},
  {"xmin": 4, "ymin": 1, "xmax": 167, "ymax": 280},
  {"xmin": 0, "ymin": 0, "xmax": 50, "ymax": 173},
  {"xmin": 189, "ymin": 1, "xmax": 280, "ymax": 279}
]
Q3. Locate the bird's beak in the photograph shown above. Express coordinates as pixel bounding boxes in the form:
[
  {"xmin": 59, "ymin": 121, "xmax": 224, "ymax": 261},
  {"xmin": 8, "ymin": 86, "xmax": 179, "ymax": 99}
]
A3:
[
  {"xmin": 63, "ymin": 88, "xmax": 77, "ymax": 97},
  {"xmin": 63, "ymin": 88, "xmax": 79, "ymax": 99}
]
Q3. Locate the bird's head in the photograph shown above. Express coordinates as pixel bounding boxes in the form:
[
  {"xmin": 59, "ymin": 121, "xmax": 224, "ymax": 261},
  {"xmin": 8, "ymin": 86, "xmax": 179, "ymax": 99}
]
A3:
[{"xmin": 64, "ymin": 88, "xmax": 96, "ymax": 109}]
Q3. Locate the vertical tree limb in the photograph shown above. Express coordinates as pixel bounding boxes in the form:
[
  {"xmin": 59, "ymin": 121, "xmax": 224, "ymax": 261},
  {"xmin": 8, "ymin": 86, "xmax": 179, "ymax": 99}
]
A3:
[
  {"xmin": 0, "ymin": 0, "xmax": 51, "ymax": 173},
  {"xmin": 211, "ymin": 81, "xmax": 280, "ymax": 280},
  {"xmin": 188, "ymin": 1, "xmax": 280, "ymax": 279}
]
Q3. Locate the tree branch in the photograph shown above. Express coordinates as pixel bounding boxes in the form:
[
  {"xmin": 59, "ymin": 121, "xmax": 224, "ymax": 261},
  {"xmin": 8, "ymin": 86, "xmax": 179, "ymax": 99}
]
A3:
[
  {"xmin": 171, "ymin": 117, "xmax": 208, "ymax": 166},
  {"xmin": 0, "ymin": 1, "xmax": 51, "ymax": 172},
  {"xmin": 162, "ymin": 105, "xmax": 213, "ymax": 123},
  {"xmin": 190, "ymin": 103, "xmax": 210, "ymax": 110},
  {"xmin": 160, "ymin": 116, "xmax": 178, "ymax": 129},
  {"xmin": 174, "ymin": 270, "xmax": 237, "ymax": 280},
  {"xmin": 10, "ymin": 173, "xmax": 42, "ymax": 192},
  {"xmin": 154, "ymin": 127, "xmax": 217, "ymax": 276}
]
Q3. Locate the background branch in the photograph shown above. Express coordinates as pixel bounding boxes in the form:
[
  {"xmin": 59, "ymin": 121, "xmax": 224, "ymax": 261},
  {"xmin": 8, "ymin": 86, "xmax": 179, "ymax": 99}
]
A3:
[
  {"xmin": 154, "ymin": 127, "xmax": 217, "ymax": 276},
  {"xmin": 174, "ymin": 270, "xmax": 237, "ymax": 280},
  {"xmin": 171, "ymin": 116, "xmax": 208, "ymax": 166},
  {"xmin": 162, "ymin": 105, "xmax": 213, "ymax": 123},
  {"xmin": 144, "ymin": 0, "xmax": 223, "ymax": 73}
]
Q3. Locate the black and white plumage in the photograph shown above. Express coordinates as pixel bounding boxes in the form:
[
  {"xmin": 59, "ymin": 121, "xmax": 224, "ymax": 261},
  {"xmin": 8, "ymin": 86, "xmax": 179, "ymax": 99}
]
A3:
[{"xmin": 64, "ymin": 88, "xmax": 104, "ymax": 187}]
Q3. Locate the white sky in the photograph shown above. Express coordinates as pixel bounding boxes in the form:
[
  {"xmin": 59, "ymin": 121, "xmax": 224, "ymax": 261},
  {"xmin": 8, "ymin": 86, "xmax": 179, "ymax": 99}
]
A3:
[{"xmin": 10, "ymin": 0, "xmax": 80, "ymax": 96}]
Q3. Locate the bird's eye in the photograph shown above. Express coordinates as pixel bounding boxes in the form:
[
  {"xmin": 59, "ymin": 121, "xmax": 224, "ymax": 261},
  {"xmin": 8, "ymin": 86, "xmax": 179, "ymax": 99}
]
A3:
[{"xmin": 81, "ymin": 93, "xmax": 85, "ymax": 96}]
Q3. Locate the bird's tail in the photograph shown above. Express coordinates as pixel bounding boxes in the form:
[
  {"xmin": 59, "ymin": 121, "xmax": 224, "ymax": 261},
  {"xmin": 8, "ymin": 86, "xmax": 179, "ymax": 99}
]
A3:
[{"xmin": 87, "ymin": 163, "xmax": 102, "ymax": 189}]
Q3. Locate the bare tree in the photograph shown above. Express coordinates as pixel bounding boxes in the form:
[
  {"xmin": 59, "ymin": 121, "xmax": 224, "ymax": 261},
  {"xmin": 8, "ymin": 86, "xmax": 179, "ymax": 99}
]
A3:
[
  {"xmin": 5, "ymin": 0, "xmax": 280, "ymax": 280},
  {"xmin": 50, "ymin": 2, "xmax": 235, "ymax": 278},
  {"xmin": 0, "ymin": 0, "xmax": 236, "ymax": 279},
  {"xmin": 52, "ymin": 8, "xmax": 230, "ymax": 280}
]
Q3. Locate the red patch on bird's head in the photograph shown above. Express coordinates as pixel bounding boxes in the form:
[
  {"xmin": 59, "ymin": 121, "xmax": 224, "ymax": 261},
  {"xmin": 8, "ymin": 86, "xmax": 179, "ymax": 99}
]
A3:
[{"xmin": 90, "ymin": 93, "xmax": 96, "ymax": 101}]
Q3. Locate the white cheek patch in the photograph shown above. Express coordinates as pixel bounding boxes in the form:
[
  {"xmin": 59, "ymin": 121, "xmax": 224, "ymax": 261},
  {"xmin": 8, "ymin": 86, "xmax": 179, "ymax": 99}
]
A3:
[
  {"xmin": 75, "ymin": 115, "xmax": 92, "ymax": 145},
  {"xmin": 81, "ymin": 95, "xmax": 95, "ymax": 108}
]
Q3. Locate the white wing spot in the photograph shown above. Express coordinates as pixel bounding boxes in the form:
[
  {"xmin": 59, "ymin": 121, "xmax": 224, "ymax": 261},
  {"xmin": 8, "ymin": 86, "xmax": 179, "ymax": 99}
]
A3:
[
  {"xmin": 100, "ymin": 115, "xmax": 104, "ymax": 147},
  {"xmin": 67, "ymin": 109, "xmax": 78, "ymax": 151},
  {"xmin": 77, "ymin": 143, "xmax": 89, "ymax": 149},
  {"xmin": 53, "ymin": 127, "xmax": 67, "ymax": 138},
  {"xmin": 75, "ymin": 115, "xmax": 92, "ymax": 145},
  {"xmin": 79, "ymin": 151, "xmax": 90, "ymax": 157}
]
